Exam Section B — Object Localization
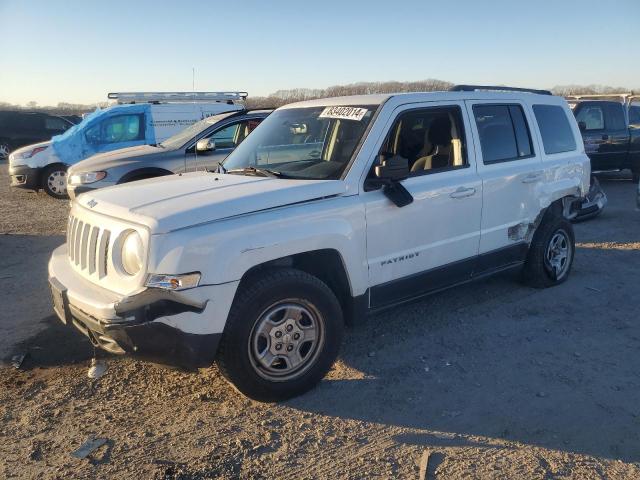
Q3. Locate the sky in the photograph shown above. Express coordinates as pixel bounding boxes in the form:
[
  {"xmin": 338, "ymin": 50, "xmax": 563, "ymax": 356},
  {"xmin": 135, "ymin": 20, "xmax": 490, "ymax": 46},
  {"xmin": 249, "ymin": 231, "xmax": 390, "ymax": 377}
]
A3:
[{"xmin": 1, "ymin": 0, "xmax": 638, "ymax": 106}]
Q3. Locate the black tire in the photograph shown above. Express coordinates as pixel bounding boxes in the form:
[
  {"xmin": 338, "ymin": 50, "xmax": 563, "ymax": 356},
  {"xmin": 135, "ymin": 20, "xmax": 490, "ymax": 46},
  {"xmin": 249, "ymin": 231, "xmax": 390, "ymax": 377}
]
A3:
[
  {"xmin": 217, "ymin": 268, "xmax": 344, "ymax": 402},
  {"xmin": 522, "ymin": 211, "xmax": 575, "ymax": 288},
  {"xmin": 42, "ymin": 164, "xmax": 69, "ymax": 199}
]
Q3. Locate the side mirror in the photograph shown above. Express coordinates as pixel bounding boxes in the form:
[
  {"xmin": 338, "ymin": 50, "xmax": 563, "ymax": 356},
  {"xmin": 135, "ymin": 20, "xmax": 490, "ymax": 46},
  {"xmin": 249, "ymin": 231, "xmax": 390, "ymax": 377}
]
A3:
[
  {"xmin": 578, "ymin": 121, "xmax": 587, "ymax": 132},
  {"xmin": 196, "ymin": 138, "xmax": 216, "ymax": 153},
  {"xmin": 375, "ymin": 154, "xmax": 409, "ymax": 181},
  {"xmin": 373, "ymin": 154, "xmax": 413, "ymax": 207}
]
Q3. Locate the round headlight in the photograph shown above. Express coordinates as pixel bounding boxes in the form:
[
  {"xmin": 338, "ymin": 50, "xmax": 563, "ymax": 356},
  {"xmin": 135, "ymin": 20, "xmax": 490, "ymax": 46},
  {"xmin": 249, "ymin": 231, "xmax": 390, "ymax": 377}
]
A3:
[{"xmin": 121, "ymin": 231, "xmax": 143, "ymax": 275}]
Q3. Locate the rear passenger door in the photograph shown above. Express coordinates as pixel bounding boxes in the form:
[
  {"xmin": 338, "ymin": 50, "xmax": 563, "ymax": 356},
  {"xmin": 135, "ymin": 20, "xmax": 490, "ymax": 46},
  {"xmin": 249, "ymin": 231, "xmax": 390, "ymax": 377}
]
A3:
[{"xmin": 466, "ymin": 101, "xmax": 542, "ymax": 271}]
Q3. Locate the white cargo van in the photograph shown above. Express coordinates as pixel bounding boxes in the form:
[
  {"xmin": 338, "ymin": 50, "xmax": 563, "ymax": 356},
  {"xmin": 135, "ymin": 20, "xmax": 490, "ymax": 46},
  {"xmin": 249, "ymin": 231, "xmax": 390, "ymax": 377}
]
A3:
[{"xmin": 8, "ymin": 92, "xmax": 247, "ymax": 198}]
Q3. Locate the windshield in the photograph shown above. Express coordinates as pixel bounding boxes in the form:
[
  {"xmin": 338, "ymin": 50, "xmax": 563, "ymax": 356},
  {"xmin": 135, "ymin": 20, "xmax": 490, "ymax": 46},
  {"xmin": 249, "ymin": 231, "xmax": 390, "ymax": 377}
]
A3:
[
  {"xmin": 221, "ymin": 105, "xmax": 377, "ymax": 180},
  {"xmin": 159, "ymin": 112, "xmax": 238, "ymax": 149}
]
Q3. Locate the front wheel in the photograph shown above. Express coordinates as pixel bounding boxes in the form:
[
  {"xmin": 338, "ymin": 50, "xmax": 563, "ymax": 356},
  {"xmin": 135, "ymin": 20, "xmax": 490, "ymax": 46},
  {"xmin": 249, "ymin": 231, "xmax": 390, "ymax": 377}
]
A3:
[
  {"xmin": 42, "ymin": 164, "xmax": 69, "ymax": 199},
  {"xmin": 522, "ymin": 213, "xmax": 575, "ymax": 288},
  {"xmin": 0, "ymin": 141, "xmax": 10, "ymax": 161},
  {"xmin": 217, "ymin": 268, "xmax": 344, "ymax": 402}
]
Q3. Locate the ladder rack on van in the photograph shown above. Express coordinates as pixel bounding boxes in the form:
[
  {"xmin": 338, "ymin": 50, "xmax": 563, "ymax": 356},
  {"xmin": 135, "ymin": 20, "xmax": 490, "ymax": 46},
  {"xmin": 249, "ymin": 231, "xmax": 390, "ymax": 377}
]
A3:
[
  {"xmin": 107, "ymin": 91, "xmax": 248, "ymax": 104},
  {"xmin": 565, "ymin": 93, "xmax": 639, "ymax": 105}
]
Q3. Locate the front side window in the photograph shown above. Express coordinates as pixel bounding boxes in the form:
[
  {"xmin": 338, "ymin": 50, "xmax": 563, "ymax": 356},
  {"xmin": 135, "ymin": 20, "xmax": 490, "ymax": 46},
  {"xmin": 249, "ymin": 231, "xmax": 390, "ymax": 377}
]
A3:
[
  {"xmin": 208, "ymin": 122, "xmax": 241, "ymax": 149},
  {"xmin": 85, "ymin": 114, "xmax": 144, "ymax": 145},
  {"xmin": 473, "ymin": 104, "xmax": 533, "ymax": 163},
  {"xmin": 377, "ymin": 106, "xmax": 467, "ymax": 176},
  {"xmin": 575, "ymin": 105, "xmax": 604, "ymax": 131},
  {"xmin": 222, "ymin": 105, "xmax": 377, "ymax": 180},
  {"xmin": 533, "ymin": 104, "xmax": 577, "ymax": 155}
]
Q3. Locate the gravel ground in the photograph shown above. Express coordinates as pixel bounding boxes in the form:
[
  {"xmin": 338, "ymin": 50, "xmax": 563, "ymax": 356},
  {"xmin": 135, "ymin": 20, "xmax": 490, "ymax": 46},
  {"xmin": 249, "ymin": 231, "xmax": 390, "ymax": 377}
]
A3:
[{"xmin": 1, "ymin": 163, "xmax": 640, "ymax": 479}]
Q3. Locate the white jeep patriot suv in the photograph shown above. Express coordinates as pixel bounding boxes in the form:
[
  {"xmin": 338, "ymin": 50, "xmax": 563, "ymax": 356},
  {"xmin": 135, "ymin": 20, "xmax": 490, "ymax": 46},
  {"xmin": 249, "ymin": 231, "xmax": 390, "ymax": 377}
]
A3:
[{"xmin": 48, "ymin": 85, "xmax": 589, "ymax": 401}]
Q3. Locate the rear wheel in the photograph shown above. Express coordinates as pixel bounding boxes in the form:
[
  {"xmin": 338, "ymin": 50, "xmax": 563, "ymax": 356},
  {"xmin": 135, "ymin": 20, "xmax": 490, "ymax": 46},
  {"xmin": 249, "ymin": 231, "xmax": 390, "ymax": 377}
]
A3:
[
  {"xmin": 217, "ymin": 268, "xmax": 344, "ymax": 402},
  {"xmin": 42, "ymin": 164, "xmax": 69, "ymax": 199},
  {"xmin": 522, "ymin": 211, "xmax": 575, "ymax": 288}
]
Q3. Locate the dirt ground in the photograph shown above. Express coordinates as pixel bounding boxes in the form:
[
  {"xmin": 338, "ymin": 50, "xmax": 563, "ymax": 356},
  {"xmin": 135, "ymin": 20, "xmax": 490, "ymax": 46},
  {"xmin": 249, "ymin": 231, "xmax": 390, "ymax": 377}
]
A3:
[{"xmin": 1, "ymin": 163, "xmax": 640, "ymax": 479}]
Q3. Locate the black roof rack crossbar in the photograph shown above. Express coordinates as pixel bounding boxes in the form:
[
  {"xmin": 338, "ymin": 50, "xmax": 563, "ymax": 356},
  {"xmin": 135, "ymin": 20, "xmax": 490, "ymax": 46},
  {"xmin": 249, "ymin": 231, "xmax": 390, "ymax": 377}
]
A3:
[{"xmin": 450, "ymin": 85, "xmax": 552, "ymax": 96}]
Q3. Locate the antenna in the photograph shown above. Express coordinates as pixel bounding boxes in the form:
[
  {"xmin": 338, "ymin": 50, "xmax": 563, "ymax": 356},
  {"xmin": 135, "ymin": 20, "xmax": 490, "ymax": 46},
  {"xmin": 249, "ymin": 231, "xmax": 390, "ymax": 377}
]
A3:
[{"xmin": 192, "ymin": 67, "xmax": 200, "ymax": 173}]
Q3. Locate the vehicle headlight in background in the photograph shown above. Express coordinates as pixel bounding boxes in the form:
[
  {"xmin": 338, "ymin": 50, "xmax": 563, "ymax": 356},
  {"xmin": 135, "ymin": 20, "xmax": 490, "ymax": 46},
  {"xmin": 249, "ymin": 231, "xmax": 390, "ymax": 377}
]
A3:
[
  {"xmin": 120, "ymin": 230, "xmax": 144, "ymax": 275},
  {"xmin": 146, "ymin": 273, "xmax": 201, "ymax": 291},
  {"xmin": 13, "ymin": 145, "xmax": 48, "ymax": 160},
  {"xmin": 68, "ymin": 171, "xmax": 107, "ymax": 185}
]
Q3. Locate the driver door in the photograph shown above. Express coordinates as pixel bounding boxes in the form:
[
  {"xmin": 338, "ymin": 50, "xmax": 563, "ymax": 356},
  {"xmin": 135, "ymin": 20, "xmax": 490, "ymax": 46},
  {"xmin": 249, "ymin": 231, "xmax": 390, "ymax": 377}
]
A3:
[{"xmin": 363, "ymin": 102, "xmax": 482, "ymax": 308}]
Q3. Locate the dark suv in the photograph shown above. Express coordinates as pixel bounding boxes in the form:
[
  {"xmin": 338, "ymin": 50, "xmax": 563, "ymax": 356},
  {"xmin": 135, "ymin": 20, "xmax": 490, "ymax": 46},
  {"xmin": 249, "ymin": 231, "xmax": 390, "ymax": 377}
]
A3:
[{"xmin": 0, "ymin": 111, "xmax": 75, "ymax": 161}]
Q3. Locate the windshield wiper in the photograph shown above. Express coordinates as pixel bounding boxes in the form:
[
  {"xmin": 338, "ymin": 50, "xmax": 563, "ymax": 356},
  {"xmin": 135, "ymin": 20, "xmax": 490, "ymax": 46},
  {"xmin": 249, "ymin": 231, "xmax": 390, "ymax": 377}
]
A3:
[{"xmin": 226, "ymin": 166, "xmax": 287, "ymax": 178}]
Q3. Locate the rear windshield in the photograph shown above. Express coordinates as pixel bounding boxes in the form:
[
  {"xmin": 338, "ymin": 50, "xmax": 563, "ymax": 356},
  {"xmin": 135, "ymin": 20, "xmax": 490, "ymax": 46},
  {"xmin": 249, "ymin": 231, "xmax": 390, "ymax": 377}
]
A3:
[{"xmin": 221, "ymin": 105, "xmax": 378, "ymax": 180}]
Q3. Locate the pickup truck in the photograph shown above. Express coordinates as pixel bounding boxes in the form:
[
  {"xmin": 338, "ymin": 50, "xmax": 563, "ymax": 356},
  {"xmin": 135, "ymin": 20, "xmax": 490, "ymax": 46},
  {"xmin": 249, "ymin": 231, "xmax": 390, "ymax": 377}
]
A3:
[
  {"xmin": 48, "ymin": 86, "xmax": 590, "ymax": 401},
  {"xmin": 569, "ymin": 95, "xmax": 640, "ymax": 182}
]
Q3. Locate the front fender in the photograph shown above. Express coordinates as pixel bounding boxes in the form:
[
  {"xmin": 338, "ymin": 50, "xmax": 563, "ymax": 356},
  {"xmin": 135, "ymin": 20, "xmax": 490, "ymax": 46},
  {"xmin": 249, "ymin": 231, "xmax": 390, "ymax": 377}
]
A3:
[{"xmin": 148, "ymin": 195, "xmax": 368, "ymax": 297}]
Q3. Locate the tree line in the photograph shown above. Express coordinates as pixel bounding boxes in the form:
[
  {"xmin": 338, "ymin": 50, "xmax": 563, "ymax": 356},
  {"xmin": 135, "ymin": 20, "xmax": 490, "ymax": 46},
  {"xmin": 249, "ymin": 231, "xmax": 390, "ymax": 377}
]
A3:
[{"xmin": 1, "ymin": 80, "xmax": 636, "ymax": 115}]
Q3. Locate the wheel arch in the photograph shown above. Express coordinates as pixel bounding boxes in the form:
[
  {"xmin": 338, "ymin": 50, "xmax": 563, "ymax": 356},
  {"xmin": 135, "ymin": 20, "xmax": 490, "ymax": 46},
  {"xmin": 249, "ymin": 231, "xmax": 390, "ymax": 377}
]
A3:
[
  {"xmin": 235, "ymin": 249, "xmax": 362, "ymax": 325},
  {"xmin": 39, "ymin": 162, "xmax": 69, "ymax": 187}
]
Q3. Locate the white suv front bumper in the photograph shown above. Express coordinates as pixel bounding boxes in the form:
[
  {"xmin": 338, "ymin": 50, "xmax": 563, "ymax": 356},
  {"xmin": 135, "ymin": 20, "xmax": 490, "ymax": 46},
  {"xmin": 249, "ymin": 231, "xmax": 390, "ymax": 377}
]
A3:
[{"xmin": 48, "ymin": 244, "xmax": 239, "ymax": 368}]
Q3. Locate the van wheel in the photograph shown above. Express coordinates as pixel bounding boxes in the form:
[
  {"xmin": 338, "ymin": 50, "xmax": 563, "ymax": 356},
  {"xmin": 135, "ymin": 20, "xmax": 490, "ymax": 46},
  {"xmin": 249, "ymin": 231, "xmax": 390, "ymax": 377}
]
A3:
[
  {"xmin": 42, "ymin": 165, "xmax": 69, "ymax": 199},
  {"xmin": 522, "ymin": 213, "xmax": 575, "ymax": 288},
  {"xmin": 217, "ymin": 268, "xmax": 344, "ymax": 402}
]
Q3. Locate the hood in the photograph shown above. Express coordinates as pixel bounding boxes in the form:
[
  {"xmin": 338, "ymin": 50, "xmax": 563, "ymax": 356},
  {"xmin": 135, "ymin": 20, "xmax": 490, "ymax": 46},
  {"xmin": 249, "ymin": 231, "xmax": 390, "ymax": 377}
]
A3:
[
  {"xmin": 69, "ymin": 144, "xmax": 162, "ymax": 174},
  {"xmin": 12, "ymin": 140, "xmax": 51, "ymax": 154},
  {"xmin": 9, "ymin": 141, "xmax": 54, "ymax": 167},
  {"xmin": 76, "ymin": 171, "xmax": 347, "ymax": 233}
]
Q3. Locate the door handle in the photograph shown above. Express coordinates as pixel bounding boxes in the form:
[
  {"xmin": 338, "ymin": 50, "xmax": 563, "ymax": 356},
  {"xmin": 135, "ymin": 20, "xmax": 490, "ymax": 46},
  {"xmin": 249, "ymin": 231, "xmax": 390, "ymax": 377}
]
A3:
[
  {"xmin": 449, "ymin": 186, "xmax": 476, "ymax": 199},
  {"xmin": 521, "ymin": 172, "xmax": 543, "ymax": 184}
]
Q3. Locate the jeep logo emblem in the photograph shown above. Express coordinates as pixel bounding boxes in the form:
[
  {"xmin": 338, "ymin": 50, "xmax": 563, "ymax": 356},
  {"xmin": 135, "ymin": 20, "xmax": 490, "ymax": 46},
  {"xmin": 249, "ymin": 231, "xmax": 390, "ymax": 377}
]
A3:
[{"xmin": 87, "ymin": 199, "xmax": 98, "ymax": 208}]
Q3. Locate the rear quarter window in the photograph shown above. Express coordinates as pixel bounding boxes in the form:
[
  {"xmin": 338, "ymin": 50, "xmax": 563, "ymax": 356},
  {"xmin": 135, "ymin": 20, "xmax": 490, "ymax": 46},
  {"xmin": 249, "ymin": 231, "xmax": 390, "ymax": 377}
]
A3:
[{"xmin": 532, "ymin": 105, "xmax": 577, "ymax": 155}]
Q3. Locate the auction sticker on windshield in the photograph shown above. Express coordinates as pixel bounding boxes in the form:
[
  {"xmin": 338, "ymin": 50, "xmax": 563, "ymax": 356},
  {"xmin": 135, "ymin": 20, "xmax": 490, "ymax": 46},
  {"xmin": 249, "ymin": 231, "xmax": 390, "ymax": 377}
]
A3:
[{"xmin": 319, "ymin": 106, "xmax": 368, "ymax": 121}]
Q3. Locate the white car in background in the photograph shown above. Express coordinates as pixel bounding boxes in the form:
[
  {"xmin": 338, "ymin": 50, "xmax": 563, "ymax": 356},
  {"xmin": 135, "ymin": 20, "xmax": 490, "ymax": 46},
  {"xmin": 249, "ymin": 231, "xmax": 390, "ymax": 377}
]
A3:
[
  {"xmin": 9, "ymin": 91, "xmax": 247, "ymax": 198},
  {"xmin": 48, "ymin": 85, "xmax": 590, "ymax": 401}
]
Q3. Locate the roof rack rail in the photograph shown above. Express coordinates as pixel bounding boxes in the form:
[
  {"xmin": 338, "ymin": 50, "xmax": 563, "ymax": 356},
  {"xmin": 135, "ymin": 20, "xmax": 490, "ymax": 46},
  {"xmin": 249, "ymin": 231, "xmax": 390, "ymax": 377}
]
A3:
[
  {"xmin": 450, "ymin": 85, "xmax": 552, "ymax": 96},
  {"xmin": 565, "ymin": 93, "xmax": 639, "ymax": 104},
  {"xmin": 107, "ymin": 91, "xmax": 248, "ymax": 104}
]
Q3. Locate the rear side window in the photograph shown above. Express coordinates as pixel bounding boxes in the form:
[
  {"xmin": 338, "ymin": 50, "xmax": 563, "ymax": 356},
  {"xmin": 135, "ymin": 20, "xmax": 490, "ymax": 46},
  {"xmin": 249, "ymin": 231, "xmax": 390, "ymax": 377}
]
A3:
[
  {"xmin": 533, "ymin": 105, "xmax": 577, "ymax": 155},
  {"xmin": 604, "ymin": 103, "xmax": 626, "ymax": 130},
  {"xmin": 630, "ymin": 106, "xmax": 640, "ymax": 127},
  {"xmin": 473, "ymin": 104, "xmax": 533, "ymax": 164},
  {"xmin": 45, "ymin": 116, "xmax": 70, "ymax": 131}
]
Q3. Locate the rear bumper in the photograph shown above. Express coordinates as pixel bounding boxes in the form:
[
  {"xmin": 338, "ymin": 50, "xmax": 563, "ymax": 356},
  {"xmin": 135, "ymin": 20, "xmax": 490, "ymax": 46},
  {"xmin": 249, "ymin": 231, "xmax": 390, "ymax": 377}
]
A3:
[
  {"xmin": 573, "ymin": 176, "xmax": 607, "ymax": 222},
  {"xmin": 9, "ymin": 164, "xmax": 40, "ymax": 190},
  {"xmin": 48, "ymin": 244, "xmax": 237, "ymax": 369}
]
